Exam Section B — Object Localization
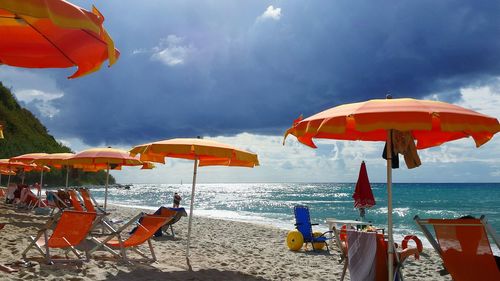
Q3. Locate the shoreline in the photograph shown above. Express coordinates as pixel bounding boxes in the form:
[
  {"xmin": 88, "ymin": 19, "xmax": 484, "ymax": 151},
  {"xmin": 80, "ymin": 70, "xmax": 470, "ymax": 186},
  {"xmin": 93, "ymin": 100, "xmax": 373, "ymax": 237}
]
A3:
[{"xmin": 0, "ymin": 202, "xmax": 451, "ymax": 280}]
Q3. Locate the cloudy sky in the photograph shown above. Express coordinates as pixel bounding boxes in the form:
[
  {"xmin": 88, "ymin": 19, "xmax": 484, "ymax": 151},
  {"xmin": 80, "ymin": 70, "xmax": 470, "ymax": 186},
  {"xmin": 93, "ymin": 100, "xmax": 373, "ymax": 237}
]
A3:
[{"xmin": 1, "ymin": 0, "xmax": 500, "ymax": 183}]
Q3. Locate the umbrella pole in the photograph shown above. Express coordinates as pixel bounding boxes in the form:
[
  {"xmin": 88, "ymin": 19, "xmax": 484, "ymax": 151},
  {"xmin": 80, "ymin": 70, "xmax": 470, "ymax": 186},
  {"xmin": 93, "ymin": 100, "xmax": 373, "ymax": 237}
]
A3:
[
  {"xmin": 65, "ymin": 166, "xmax": 69, "ymax": 190},
  {"xmin": 186, "ymin": 157, "xmax": 198, "ymax": 260},
  {"xmin": 387, "ymin": 130, "xmax": 394, "ymax": 281},
  {"xmin": 104, "ymin": 164, "xmax": 110, "ymax": 212},
  {"xmin": 39, "ymin": 170, "xmax": 44, "ymax": 207},
  {"xmin": 7, "ymin": 174, "xmax": 10, "ymax": 187}
]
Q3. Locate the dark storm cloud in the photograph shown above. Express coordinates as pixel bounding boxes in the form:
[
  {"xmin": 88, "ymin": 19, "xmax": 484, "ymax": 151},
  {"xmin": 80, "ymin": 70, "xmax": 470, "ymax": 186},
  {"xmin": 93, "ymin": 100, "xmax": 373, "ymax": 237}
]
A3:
[{"xmin": 36, "ymin": 0, "xmax": 500, "ymax": 145}]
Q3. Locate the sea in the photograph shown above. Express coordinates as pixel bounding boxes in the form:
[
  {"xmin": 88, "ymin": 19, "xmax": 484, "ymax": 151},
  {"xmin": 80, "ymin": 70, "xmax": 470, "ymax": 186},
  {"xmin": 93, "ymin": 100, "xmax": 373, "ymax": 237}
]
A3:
[{"xmin": 89, "ymin": 182, "xmax": 500, "ymax": 253}]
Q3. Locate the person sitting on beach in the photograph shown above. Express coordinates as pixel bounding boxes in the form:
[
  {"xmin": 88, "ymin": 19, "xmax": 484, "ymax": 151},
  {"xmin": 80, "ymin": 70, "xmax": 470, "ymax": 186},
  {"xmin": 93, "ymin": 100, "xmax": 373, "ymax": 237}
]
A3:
[
  {"xmin": 32, "ymin": 182, "xmax": 41, "ymax": 198},
  {"xmin": 173, "ymin": 192, "xmax": 182, "ymax": 208},
  {"xmin": 55, "ymin": 190, "xmax": 71, "ymax": 209},
  {"xmin": 13, "ymin": 184, "xmax": 29, "ymax": 204},
  {"xmin": 16, "ymin": 184, "xmax": 41, "ymax": 208},
  {"xmin": 5, "ymin": 183, "xmax": 17, "ymax": 204}
]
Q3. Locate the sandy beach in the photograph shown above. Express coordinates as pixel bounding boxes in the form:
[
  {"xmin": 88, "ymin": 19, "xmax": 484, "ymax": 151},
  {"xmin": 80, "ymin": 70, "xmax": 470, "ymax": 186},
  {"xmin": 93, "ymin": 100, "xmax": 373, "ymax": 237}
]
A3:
[{"xmin": 0, "ymin": 202, "xmax": 451, "ymax": 281}]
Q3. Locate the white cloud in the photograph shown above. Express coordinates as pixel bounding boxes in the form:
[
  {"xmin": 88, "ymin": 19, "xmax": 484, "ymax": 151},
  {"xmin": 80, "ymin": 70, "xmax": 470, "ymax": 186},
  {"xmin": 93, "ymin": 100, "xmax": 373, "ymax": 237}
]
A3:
[
  {"xmin": 133, "ymin": 35, "xmax": 194, "ymax": 67},
  {"xmin": 457, "ymin": 84, "xmax": 500, "ymax": 117},
  {"xmin": 257, "ymin": 5, "xmax": 282, "ymax": 22},
  {"xmin": 0, "ymin": 67, "xmax": 64, "ymax": 118},
  {"xmin": 60, "ymin": 125, "xmax": 500, "ymax": 185},
  {"xmin": 15, "ymin": 89, "xmax": 63, "ymax": 118}
]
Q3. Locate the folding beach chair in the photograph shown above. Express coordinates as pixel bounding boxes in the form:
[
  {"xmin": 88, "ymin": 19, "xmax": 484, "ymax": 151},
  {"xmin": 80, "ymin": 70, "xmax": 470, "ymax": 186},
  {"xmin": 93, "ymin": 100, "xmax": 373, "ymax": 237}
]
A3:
[
  {"xmin": 147, "ymin": 206, "xmax": 187, "ymax": 237},
  {"xmin": 77, "ymin": 188, "xmax": 116, "ymax": 234},
  {"xmin": 45, "ymin": 191, "xmax": 70, "ymax": 216},
  {"xmin": 341, "ymin": 230, "xmax": 421, "ymax": 281},
  {"xmin": 89, "ymin": 212, "xmax": 168, "ymax": 262},
  {"xmin": 415, "ymin": 215, "xmax": 500, "ymax": 281},
  {"xmin": 293, "ymin": 205, "xmax": 333, "ymax": 251},
  {"xmin": 67, "ymin": 189, "xmax": 84, "ymax": 211},
  {"xmin": 22, "ymin": 210, "xmax": 97, "ymax": 264}
]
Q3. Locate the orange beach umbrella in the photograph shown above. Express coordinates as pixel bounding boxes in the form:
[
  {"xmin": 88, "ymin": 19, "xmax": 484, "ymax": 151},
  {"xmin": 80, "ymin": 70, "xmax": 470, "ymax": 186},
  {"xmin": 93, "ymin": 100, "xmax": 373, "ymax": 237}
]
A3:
[
  {"xmin": 67, "ymin": 148, "xmax": 143, "ymax": 211},
  {"xmin": 130, "ymin": 138, "xmax": 259, "ymax": 259},
  {"xmin": 284, "ymin": 97, "xmax": 500, "ymax": 281},
  {"xmin": 33, "ymin": 153, "xmax": 75, "ymax": 188},
  {"xmin": 0, "ymin": 169, "xmax": 16, "ymax": 176},
  {"xmin": 10, "ymin": 153, "xmax": 49, "ymax": 185},
  {"xmin": 0, "ymin": 0, "xmax": 119, "ymax": 78},
  {"xmin": 0, "ymin": 168, "xmax": 15, "ymax": 187},
  {"xmin": 0, "ymin": 159, "xmax": 44, "ymax": 190}
]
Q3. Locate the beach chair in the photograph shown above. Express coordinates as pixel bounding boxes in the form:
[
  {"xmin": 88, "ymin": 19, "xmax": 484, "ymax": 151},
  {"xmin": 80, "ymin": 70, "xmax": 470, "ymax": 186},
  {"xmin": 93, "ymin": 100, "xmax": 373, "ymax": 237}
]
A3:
[
  {"xmin": 45, "ymin": 191, "xmax": 70, "ymax": 216},
  {"xmin": 341, "ymin": 230, "xmax": 421, "ymax": 281},
  {"xmin": 67, "ymin": 189, "xmax": 84, "ymax": 211},
  {"xmin": 89, "ymin": 212, "xmax": 168, "ymax": 262},
  {"xmin": 78, "ymin": 187, "xmax": 122, "ymax": 235},
  {"xmin": 148, "ymin": 206, "xmax": 187, "ymax": 237},
  {"xmin": 22, "ymin": 210, "xmax": 97, "ymax": 264},
  {"xmin": 293, "ymin": 205, "xmax": 333, "ymax": 251},
  {"xmin": 415, "ymin": 215, "xmax": 500, "ymax": 281},
  {"xmin": 77, "ymin": 188, "xmax": 106, "ymax": 213},
  {"xmin": 77, "ymin": 188, "xmax": 116, "ymax": 233}
]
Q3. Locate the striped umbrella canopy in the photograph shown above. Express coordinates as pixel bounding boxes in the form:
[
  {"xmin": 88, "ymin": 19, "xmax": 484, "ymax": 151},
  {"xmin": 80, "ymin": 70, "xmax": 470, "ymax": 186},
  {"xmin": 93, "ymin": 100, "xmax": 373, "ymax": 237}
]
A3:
[
  {"xmin": 0, "ymin": 168, "xmax": 15, "ymax": 187},
  {"xmin": 9, "ymin": 153, "xmax": 49, "ymax": 186},
  {"xmin": 67, "ymin": 148, "xmax": 143, "ymax": 211},
  {"xmin": 33, "ymin": 153, "xmax": 75, "ymax": 188},
  {"xmin": 130, "ymin": 138, "xmax": 260, "ymax": 259},
  {"xmin": 0, "ymin": 159, "xmax": 33, "ymax": 169},
  {"xmin": 285, "ymin": 98, "xmax": 499, "ymax": 149},
  {"xmin": 284, "ymin": 97, "xmax": 500, "ymax": 281},
  {"xmin": 0, "ymin": 0, "xmax": 119, "ymax": 78},
  {"xmin": 0, "ymin": 159, "xmax": 40, "ymax": 188},
  {"xmin": 0, "ymin": 169, "xmax": 16, "ymax": 175}
]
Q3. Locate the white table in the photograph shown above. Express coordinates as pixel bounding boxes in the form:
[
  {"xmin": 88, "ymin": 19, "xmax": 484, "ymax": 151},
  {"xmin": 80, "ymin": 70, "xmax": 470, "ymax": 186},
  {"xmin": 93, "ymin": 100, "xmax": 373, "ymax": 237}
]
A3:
[{"xmin": 326, "ymin": 219, "xmax": 371, "ymax": 232}]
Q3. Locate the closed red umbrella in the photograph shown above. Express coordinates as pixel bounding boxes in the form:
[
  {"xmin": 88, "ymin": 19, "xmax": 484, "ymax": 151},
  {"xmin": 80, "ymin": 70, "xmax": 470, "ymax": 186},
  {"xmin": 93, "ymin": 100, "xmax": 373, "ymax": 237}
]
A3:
[{"xmin": 352, "ymin": 161, "xmax": 375, "ymax": 219}]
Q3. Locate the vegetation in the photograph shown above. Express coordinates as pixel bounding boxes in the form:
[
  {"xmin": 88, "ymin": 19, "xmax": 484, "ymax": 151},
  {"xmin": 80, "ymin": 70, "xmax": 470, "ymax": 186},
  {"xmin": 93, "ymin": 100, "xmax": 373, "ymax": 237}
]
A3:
[{"xmin": 0, "ymin": 82, "xmax": 115, "ymax": 187}]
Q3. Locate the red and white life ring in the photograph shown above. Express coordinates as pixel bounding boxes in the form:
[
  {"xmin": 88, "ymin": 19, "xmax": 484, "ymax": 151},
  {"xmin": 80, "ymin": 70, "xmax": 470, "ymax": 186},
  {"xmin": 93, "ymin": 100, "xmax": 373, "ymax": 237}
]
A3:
[{"xmin": 401, "ymin": 235, "xmax": 423, "ymax": 259}]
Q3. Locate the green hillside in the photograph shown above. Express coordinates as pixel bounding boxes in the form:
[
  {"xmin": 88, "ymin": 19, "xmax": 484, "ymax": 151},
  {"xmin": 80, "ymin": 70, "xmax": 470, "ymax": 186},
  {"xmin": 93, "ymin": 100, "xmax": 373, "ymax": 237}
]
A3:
[{"xmin": 0, "ymin": 82, "xmax": 115, "ymax": 187}]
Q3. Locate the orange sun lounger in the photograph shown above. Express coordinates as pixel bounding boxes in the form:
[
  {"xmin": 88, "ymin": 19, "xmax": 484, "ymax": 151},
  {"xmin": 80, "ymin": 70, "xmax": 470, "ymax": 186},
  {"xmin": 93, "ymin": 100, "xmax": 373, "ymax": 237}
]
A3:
[
  {"xmin": 22, "ymin": 210, "xmax": 96, "ymax": 264},
  {"xmin": 340, "ymin": 230, "xmax": 422, "ymax": 281},
  {"xmin": 77, "ymin": 188, "xmax": 117, "ymax": 234},
  {"xmin": 415, "ymin": 215, "xmax": 500, "ymax": 281},
  {"xmin": 67, "ymin": 189, "xmax": 84, "ymax": 212},
  {"xmin": 89, "ymin": 213, "xmax": 168, "ymax": 262},
  {"xmin": 150, "ymin": 206, "xmax": 187, "ymax": 237}
]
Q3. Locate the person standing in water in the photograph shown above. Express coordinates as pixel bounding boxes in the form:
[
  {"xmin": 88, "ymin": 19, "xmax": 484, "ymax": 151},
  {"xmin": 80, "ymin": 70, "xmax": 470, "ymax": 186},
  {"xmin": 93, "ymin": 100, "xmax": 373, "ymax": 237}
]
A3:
[{"xmin": 173, "ymin": 192, "xmax": 181, "ymax": 208}]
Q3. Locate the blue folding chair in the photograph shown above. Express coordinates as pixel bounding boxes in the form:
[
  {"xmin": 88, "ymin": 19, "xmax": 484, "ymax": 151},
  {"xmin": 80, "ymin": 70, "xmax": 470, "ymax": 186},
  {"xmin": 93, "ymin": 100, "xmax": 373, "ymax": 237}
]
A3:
[{"xmin": 294, "ymin": 205, "xmax": 333, "ymax": 251}]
